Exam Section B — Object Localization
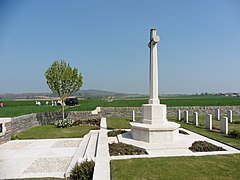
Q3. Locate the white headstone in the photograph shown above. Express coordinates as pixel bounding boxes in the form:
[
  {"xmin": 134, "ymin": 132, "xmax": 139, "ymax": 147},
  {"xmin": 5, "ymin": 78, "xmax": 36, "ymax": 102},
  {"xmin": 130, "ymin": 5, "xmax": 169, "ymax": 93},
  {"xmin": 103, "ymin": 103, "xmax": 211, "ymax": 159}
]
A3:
[
  {"xmin": 227, "ymin": 110, "xmax": 233, "ymax": 123},
  {"xmin": 206, "ymin": 114, "xmax": 212, "ymax": 130},
  {"xmin": 132, "ymin": 110, "xmax": 135, "ymax": 121},
  {"xmin": 193, "ymin": 112, "xmax": 198, "ymax": 126},
  {"xmin": 215, "ymin": 109, "xmax": 220, "ymax": 120},
  {"xmin": 184, "ymin": 110, "xmax": 188, "ymax": 123},
  {"xmin": 177, "ymin": 109, "xmax": 181, "ymax": 121},
  {"xmin": 220, "ymin": 117, "xmax": 228, "ymax": 135}
]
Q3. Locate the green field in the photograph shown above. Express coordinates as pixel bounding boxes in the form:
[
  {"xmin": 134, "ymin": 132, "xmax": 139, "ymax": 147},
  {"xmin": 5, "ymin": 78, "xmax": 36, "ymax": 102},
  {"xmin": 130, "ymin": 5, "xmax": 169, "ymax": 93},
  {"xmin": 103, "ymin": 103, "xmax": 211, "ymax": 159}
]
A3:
[{"xmin": 1, "ymin": 96, "xmax": 240, "ymax": 117}]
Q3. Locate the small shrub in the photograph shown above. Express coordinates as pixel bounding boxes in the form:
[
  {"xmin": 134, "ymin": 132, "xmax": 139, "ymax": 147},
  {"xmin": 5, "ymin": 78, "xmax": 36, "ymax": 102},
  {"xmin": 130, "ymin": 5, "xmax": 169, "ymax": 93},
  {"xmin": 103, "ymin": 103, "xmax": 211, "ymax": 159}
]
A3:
[
  {"xmin": 179, "ymin": 130, "xmax": 189, "ymax": 135},
  {"xmin": 107, "ymin": 130, "xmax": 127, "ymax": 137},
  {"xmin": 229, "ymin": 129, "xmax": 240, "ymax": 139},
  {"xmin": 70, "ymin": 159, "xmax": 95, "ymax": 180},
  {"xmin": 73, "ymin": 118, "xmax": 101, "ymax": 126},
  {"xmin": 189, "ymin": 141, "xmax": 226, "ymax": 152},
  {"xmin": 11, "ymin": 136, "xmax": 18, "ymax": 140},
  {"xmin": 55, "ymin": 119, "xmax": 74, "ymax": 128},
  {"xmin": 109, "ymin": 142, "xmax": 148, "ymax": 156}
]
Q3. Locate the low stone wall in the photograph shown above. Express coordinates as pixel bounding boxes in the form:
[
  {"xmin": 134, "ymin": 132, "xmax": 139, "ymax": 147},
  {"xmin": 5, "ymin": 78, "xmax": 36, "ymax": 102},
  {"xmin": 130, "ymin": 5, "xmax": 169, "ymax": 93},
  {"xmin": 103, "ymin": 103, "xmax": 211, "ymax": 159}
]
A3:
[
  {"xmin": 0, "ymin": 121, "xmax": 12, "ymax": 145},
  {"xmin": 100, "ymin": 107, "xmax": 142, "ymax": 117},
  {"xmin": 0, "ymin": 114, "xmax": 40, "ymax": 145},
  {"xmin": 167, "ymin": 106, "xmax": 240, "ymax": 117},
  {"xmin": 100, "ymin": 106, "xmax": 240, "ymax": 117},
  {"xmin": 36, "ymin": 111, "xmax": 100, "ymax": 125},
  {"xmin": 11, "ymin": 114, "xmax": 39, "ymax": 134}
]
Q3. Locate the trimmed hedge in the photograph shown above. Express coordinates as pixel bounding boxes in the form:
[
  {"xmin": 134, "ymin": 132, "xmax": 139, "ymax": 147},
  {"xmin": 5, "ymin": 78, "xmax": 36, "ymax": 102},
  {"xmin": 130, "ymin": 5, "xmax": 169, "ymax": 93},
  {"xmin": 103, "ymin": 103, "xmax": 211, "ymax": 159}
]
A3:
[
  {"xmin": 109, "ymin": 142, "xmax": 147, "ymax": 156},
  {"xmin": 70, "ymin": 159, "xmax": 95, "ymax": 180},
  {"xmin": 107, "ymin": 130, "xmax": 127, "ymax": 137},
  {"xmin": 189, "ymin": 141, "xmax": 225, "ymax": 152},
  {"xmin": 229, "ymin": 129, "xmax": 240, "ymax": 139}
]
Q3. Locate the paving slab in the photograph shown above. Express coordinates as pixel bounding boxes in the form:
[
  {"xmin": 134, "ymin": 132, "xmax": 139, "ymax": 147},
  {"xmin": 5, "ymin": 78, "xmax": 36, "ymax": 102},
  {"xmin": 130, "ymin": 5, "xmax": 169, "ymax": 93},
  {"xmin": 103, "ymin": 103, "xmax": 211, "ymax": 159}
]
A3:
[{"xmin": 0, "ymin": 138, "xmax": 81, "ymax": 179}]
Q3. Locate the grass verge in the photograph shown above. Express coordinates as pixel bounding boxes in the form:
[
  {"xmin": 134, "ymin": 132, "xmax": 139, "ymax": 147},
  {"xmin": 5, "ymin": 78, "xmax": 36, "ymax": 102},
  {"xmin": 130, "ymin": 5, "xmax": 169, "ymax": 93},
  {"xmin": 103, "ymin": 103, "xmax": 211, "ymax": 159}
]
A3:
[
  {"xmin": 111, "ymin": 154, "xmax": 240, "ymax": 180},
  {"xmin": 14, "ymin": 125, "xmax": 100, "ymax": 139}
]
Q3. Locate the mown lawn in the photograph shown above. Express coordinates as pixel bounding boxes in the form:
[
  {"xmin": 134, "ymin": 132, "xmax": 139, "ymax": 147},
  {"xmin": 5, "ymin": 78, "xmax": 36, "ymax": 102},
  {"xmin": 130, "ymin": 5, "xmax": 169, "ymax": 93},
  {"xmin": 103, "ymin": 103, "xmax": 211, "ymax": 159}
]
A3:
[
  {"xmin": 107, "ymin": 117, "xmax": 141, "ymax": 129},
  {"xmin": 14, "ymin": 125, "xmax": 100, "ymax": 139},
  {"xmin": 111, "ymin": 154, "xmax": 240, "ymax": 180}
]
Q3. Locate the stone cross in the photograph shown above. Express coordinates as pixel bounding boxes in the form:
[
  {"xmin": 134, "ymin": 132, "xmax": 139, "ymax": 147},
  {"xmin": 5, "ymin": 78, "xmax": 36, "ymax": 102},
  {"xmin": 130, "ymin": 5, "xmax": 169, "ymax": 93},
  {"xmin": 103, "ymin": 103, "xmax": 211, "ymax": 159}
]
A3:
[{"xmin": 148, "ymin": 29, "xmax": 160, "ymax": 105}]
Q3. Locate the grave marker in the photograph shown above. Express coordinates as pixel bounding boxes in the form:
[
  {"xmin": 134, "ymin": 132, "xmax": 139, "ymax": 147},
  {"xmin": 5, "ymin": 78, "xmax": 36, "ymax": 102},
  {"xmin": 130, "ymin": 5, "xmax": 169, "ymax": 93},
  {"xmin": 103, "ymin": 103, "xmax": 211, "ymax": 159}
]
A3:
[
  {"xmin": 206, "ymin": 114, "xmax": 212, "ymax": 130},
  {"xmin": 220, "ymin": 117, "xmax": 228, "ymax": 135},
  {"xmin": 193, "ymin": 112, "xmax": 198, "ymax": 126}
]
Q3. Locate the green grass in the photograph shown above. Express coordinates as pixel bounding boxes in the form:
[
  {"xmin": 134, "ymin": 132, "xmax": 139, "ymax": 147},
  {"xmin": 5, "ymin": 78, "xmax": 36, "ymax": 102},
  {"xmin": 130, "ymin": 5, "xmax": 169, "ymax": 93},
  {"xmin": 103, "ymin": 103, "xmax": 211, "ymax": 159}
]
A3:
[
  {"xmin": 107, "ymin": 117, "xmax": 132, "ymax": 129},
  {"xmin": 107, "ymin": 117, "xmax": 141, "ymax": 129},
  {"xmin": 1, "ymin": 96, "xmax": 240, "ymax": 117},
  {"xmin": 14, "ymin": 125, "xmax": 100, "ymax": 139},
  {"xmin": 111, "ymin": 154, "xmax": 240, "ymax": 180}
]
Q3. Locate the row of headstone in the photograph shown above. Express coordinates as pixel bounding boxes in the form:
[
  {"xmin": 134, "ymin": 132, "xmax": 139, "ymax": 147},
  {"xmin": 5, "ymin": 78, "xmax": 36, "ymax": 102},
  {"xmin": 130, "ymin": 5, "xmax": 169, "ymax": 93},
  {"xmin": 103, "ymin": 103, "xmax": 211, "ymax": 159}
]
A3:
[
  {"xmin": 177, "ymin": 109, "xmax": 230, "ymax": 135},
  {"xmin": 214, "ymin": 109, "xmax": 232, "ymax": 122}
]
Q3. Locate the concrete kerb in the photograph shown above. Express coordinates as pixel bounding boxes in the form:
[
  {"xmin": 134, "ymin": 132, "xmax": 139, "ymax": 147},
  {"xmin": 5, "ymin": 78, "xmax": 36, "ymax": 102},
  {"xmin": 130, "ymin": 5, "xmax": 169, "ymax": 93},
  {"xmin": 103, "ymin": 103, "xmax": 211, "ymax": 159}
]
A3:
[{"xmin": 93, "ymin": 118, "xmax": 110, "ymax": 180}]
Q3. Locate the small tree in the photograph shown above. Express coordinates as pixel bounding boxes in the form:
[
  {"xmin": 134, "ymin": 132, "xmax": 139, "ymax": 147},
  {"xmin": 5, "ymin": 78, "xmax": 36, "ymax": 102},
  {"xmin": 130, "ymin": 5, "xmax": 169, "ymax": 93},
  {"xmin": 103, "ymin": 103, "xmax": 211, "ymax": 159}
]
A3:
[{"xmin": 45, "ymin": 60, "xmax": 83, "ymax": 122}]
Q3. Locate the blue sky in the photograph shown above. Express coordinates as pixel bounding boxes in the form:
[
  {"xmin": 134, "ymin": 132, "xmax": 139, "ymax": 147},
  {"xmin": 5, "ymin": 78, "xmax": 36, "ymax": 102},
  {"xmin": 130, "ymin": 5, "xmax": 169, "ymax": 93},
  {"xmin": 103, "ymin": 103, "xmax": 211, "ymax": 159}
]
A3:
[{"xmin": 0, "ymin": 0, "xmax": 239, "ymax": 95}]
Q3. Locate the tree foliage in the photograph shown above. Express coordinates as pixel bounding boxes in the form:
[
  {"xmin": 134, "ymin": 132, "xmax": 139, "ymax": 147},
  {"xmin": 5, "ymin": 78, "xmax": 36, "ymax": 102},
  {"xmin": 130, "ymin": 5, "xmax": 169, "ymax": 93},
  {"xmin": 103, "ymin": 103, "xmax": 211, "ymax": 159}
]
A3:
[{"xmin": 45, "ymin": 60, "xmax": 83, "ymax": 121}]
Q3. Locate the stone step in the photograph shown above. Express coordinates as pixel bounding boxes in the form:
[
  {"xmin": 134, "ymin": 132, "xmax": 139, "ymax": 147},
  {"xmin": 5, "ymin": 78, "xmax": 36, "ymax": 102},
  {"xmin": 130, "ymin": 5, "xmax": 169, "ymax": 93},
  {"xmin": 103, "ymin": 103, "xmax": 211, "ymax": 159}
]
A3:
[
  {"xmin": 65, "ymin": 130, "xmax": 100, "ymax": 178},
  {"xmin": 84, "ymin": 131, "xmax": 99, "ymax": 159}
]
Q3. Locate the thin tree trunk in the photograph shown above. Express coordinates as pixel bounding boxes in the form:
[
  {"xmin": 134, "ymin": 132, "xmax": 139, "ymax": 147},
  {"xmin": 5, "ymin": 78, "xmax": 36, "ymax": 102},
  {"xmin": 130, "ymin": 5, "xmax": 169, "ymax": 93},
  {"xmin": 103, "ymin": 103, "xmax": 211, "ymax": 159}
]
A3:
[{"xmin": 62, "ymin": 99, "xmax": 65, "ymax": 120}]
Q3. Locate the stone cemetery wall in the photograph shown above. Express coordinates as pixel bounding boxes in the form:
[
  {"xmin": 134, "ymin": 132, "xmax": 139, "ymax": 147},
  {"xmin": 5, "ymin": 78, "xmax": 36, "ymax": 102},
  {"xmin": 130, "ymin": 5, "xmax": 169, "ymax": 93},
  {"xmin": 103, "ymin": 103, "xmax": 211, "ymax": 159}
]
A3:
[
  {"xmin": 0, "ymin": 114, "xmax": 39, "ymax": 145},
  {"xmin": 100, "ymin": 106, "xmax": 240, "ymax": 117},
  {"xmin": 36, "ymin": 111, "xmax": 100, "ymax": 124},
  {"xmin": 0, "ymin": 121, "xmax": 12, "ymax": 145},
  {"xmin": 100, "ymin": 107, "xmax": 143, "ymax": 117},
  {"xmin": 11, "ymin": 114, "xmax": 39, "ymax": 135}
]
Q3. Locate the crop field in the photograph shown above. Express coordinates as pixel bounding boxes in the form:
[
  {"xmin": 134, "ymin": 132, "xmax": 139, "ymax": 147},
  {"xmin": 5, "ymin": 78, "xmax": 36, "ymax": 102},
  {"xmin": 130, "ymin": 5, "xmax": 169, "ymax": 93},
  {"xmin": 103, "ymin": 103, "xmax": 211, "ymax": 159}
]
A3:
[{"xmin": 0, "ymin": 96, "xmax": 240, "ymax": 117}]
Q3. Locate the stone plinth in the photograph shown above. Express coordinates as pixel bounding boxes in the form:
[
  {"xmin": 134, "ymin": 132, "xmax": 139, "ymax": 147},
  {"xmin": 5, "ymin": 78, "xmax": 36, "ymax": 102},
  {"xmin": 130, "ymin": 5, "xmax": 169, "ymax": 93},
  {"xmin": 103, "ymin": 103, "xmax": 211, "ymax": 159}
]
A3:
[
  {"xmin": 131, "ymin": 121, "xmax": 180, "ymax": 143},
  {"xmin": 142, "ymin": 104, "xmax": 167, "ymax": 125}
]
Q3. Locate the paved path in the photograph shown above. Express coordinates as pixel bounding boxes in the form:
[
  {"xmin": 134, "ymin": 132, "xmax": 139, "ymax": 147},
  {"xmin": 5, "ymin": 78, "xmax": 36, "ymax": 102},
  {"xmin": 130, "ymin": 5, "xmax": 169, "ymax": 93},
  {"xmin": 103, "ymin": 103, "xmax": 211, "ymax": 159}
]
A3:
[{"xmin": 0, "ymin": 138, "xmax": 82, "ymax": 179}]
